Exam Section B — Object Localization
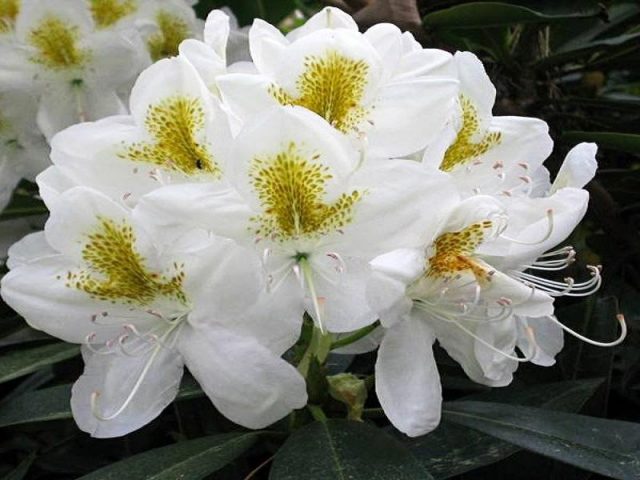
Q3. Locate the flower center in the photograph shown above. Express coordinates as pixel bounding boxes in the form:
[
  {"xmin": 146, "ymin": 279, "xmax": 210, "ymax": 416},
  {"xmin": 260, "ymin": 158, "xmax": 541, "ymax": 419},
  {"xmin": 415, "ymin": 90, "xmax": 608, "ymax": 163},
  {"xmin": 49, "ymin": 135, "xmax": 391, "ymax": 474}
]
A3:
[
  {"xmin": 120, "ymin": 96, "xmax": 220, "ymax": 177},
  {"xmin": 250, "ymin": 142, "xmax": 363, "ymax": 241},
  {"xmin": 0, "ymin": 0, "xmax": 19, "ymax": 34},
  {"xmin": 66, "ymin": 217, "xmax": 187, "ymax": 305},
  {"xmin": 427, "ymin": 221, "xmax": 493, "ymax": 283},
  {"xmin": 147, "ymin": 10, "xmax": 189, "ymax": 61},
  {"xmin": 440, "ymin": 95, "xmax": 502, "ymax": 172},
  {"xmin": 269, "ymin": 50, "xmax": 369, "ymax": 134},
  {"xmin": 89, "ymin": 0, "xmax": 138, "ymax": 29},
  {"xmin": 28, "ymin": 15, "xmax": 90, "ymax": 70}
]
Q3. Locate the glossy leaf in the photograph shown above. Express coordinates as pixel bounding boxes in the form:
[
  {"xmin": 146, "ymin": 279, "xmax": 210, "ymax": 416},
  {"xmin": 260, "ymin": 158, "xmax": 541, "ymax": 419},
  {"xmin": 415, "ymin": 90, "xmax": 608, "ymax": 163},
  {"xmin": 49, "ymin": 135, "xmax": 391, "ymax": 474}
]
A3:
[
  {"xmin": 0, "ymin": 342, "xmax": 79, "ymax": 384},
  {"xmin": 405, "ymin": 379, "xmax": 603, "ymax": 479},
  {"xmin": 423, "ymin": 2, "xmax": 599, "ymax": 29},
  {"xmin": 443, "ymin": 401, "xmax": 640, "ymax": 480},
  {"xmin": 3, "ymin": 453, "xmax": 36, "ymax": 480},
  {"xmin": 78, "ymin": 433, "xmax": 258, "ymax": 480},
  {"xmin": 563, "ymin": 131, "xmax": 640, "ymax": 154},
  {"xmin": 270, "ymin": 420, "xmax": 433, "ymax": 479}
]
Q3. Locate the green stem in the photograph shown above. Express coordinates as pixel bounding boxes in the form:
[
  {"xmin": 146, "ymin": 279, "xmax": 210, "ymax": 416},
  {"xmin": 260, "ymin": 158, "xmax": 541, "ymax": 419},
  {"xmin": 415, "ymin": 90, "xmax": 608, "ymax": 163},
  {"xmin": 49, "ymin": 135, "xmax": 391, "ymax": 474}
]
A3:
[
  {"xmin": 297, "ymin": 325, "xmax": 332, "ymax": 377},
  {"xmin": 308, "ymin": 404, "xmax": 328, "ymax": 423},
  {"xmin": 330, "ymin": 321, "xmax": 380, "ymax": 350}
]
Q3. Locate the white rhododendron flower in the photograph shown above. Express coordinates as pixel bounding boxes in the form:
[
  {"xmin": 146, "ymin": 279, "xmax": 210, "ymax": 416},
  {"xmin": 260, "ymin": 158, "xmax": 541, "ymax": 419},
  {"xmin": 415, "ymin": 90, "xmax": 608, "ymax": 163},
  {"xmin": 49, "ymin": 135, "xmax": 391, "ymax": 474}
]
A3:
[
  {"xmin": 1, "ymin": 185, "xmax": 307, "ymax": 437},
  {"xmin": 422, "ymin": 51, "xmax": 553, "ymax": 198},
  {"xmin": 0, "ymin": 91, "xmax": 48, "ymax": 210},
  {"xmin": 138, "ymin": 106, "xmax": 459, "ymax": 333},
  {"xmin": 217, "ymin": 7, "xmax": 458, "ymax": 156},
  {"xmin": 0, "ymin": 0, "xmax": 149, "ymax": 139},
  {"xmin": 38, "ymin": 55, "xmax": 232, "ymax": 206},
  {"xmin": 0, "ymin": 5, "xmax": 626, "ymax": 441},
  {"xmin": 367, "ymin": 154, "xmax": 624, "ymax": 436}
]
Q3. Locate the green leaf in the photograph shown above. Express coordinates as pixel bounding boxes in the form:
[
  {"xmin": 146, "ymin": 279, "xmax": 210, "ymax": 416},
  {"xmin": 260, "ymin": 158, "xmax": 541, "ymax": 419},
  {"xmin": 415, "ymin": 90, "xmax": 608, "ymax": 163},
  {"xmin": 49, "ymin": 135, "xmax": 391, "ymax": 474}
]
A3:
[
  {"xmin": 78, "ymin": 433, "xmax": 258, "ymax": 480},
  {"xmin": 0, "ymin": 377, "xmax": 204, "ymax": 428},
  {"xmin": 406, "ymin": 379, "xmax": 602, "ymax": 479},
  {"xmin": 423, "ymin": 2, "xmax": 599, "ymax": 29},
  {"xmin": 195, "ymin": 0, "xmax": 296, "ymax": 25},
  {"xmin": 0, "ymin": 343, "xmax": 79, "ymax": 384},
  {"xmin": 0, "ymin": 192, "xmax": 47, "ymax": 221},
  {"xmin": 443, "ymin": 401, "xmax": 640, "ymax": 480},
  {"xmin": 562, "ymin": 131, "xmax": 640, "ymax": 154},
  {"xmin": 2, "ymin": 453, "xmax": 36, "ymax": 480},
  {"xmin": 270, "ymin": 420, "xmax": 433, "ymax": 479}
]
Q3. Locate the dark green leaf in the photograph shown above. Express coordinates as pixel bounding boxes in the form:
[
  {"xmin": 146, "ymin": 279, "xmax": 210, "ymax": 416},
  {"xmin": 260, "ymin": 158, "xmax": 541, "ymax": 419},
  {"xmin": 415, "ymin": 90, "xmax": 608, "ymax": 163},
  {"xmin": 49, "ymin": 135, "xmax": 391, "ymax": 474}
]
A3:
[
  {"xmin": 78, "ymin": 433, "xmax": 258, "ymax": 480},
  {"xmin": 2, "ymin": 453, "xmax": 36, "ymax": 480},
  {"xmin": 270, "ymin": 420, "xmax": 433, "ymax": 479},
  {"xmin": 443, "ymin": 401, "xmax": 640, "ymax": 480},
  {"xmin": 0, "ymin": 376, "xmax": 204, "ymax": 427},
  {"xmin": 562, "ymin": 131, "xmax": 640, "ymax": 154},
  {"xmin": 424, "ymin": 2, "xmax": 599, "ymax": 29},
  {"xmin": 0, "ymin": 343, "xmax": 79, "ymax": 384},
  {"xmin": 195, "ymin": 0, "xmax": 296, "ymax": 25},
  {"xmin": 406, "ymin": 379, "xmax": 602, "ymax": 479}
]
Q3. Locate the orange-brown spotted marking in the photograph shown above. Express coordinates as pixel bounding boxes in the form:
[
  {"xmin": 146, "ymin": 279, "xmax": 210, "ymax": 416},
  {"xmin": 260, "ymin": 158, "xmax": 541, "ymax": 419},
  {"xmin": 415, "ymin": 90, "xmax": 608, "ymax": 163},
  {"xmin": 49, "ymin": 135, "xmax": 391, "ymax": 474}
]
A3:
[
  {"xmin": 440, "ymin": 96, "xmax": 502, "ymax": 172},
  {"xmin": 67, "ymin": 217, "xmax": 187, "ymax": 306},
  {"xmin": 249, "ymin": 142, "xmax": 364, "ymax": 241},
  {"xmin": 269, "ymin": 50, "xmax": 369, "ymax": 134},
  {"xmin": 427, "ymin": 220, "xmax": 493, "ymax": 283}
]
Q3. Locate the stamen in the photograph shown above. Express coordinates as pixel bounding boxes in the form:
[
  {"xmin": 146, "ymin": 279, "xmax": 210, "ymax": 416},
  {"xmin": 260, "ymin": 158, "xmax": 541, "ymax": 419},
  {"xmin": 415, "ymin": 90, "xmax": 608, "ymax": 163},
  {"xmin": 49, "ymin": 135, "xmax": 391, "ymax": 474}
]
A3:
[
  {"xmin": 546, "ymin": 313, "xmax": 627, "ymax": 347},
  {"xmin": 433, "ymin": 308, "xmax": 535, "ymax": 362},
  {"xmin": 298, "ymin": 257, "xmax": 326, "ymax": 334},
  {"xmin": 90, "ymin": 319, "xmax": 183, "ymax": 421},
  {"xmin": 326, "ymin": 252, "xmax": 346, "ymax": 273},
  {"xmin": 512, "ymin": 265, "xmax": 601, "ymax": 297}
]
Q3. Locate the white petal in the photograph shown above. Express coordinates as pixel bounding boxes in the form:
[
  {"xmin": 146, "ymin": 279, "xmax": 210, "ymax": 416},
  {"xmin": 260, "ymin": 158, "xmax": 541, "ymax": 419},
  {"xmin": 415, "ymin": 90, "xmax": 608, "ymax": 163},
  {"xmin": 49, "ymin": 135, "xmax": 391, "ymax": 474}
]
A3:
[
  {"xmin": 134, "ymin": 182, "xmax": 253, "ymax": 245},
  {"xmin": 203, "ymin": 9, "xmax": 230, "ymax": 59},
  {"xmin": 249, "ymin": 19, "xmax": 288, "ymax": 77},
  {"xmin": 517, "ymin": 315, "xmax": 563, "ymax": 366},
  {"xmin": 216, "ymin": 73, "xmax": 279, "ymax": 123},
  {"xmin": 71, "ymin": 341, "xmax": 183, "ymax": 438},
  {"xmin": 368, "ymin": 77, "xmax": 459, "ymax": 157},
  {"xmin": 229, "ymin": 106, "xmax": 358, "ymax": 210},
  {"xmin": 5, "ymin": 230, "xmax": 55, "ymax": 269},
  {"xmin": 448, "ymin": 116, "xmax": 553, "ymax": 196},
  {"xmin": 1, "ymin": 255, "xmax": 133, "ymax": 343},
  {"xmin": 376, "ymin": 316, "xmax": 442, "ymax": 437},
  {"xmin": 454, "ymin": 51, "xmax": 495, "ymax": 123},
  {"xmin": 44, "ymin": 187, "xmax": 130, "ymax": 262},
  {"xmin": 426, "ymin": 309, "xmax": 516, "ymax": 387},
  {"xmin": 287, "ymin": 7, "xmax": 358, "ymax": 41},
  {"xmin": 334, "ymin": 159, "xmax": 460, "ymax": 258},
  {"xmin": 179, "ymin": 324, "xmax": 307, "ymax": 429},
  {"xmin": 179, "ymin": 39, "xmax": 226, "ymax": 92},
  {"xmin": 306, "ymin": 255, "xmax": 378, "ymax": 333},
  {"xmin": 551, "ymin": 142, "xmax": 598, "ymax": 192}
]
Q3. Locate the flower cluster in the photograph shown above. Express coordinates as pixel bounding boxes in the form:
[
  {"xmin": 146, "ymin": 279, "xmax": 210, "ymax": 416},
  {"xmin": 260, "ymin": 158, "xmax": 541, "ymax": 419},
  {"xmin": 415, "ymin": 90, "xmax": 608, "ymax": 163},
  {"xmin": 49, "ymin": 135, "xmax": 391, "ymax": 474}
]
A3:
[
  {"xmin": 0, "ymin": 7, "xmax": 626, "ymax": 438},
  {"xmin": 0, "ymin": 0, "xmax": 249, "ymax": 213}
]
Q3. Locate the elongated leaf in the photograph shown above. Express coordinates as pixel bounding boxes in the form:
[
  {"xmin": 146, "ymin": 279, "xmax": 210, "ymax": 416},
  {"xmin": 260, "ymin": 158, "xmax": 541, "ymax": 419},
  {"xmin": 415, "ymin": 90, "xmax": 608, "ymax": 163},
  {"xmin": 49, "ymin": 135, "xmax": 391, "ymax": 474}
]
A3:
[
  {"xmin": 0, "ymin": 343, "xmax": 79, "ymax": 384},
  {"xmin": 424, "ymin": 2, "xmax": 599, "ymax": 29},
  {"xmin": 536, "ymin": 31, "xmax": 640, "ymax": 68},
  {"xmin": 443, "ymin": 401, "xmax": 640, "ymax": 480},
  {"xmin": 563, "ymin": 131, "xmax": 640, "ymax": 154},
  {"xmin": 270, "ymin": 420, "xmax": 433, "ymax": 479},
  {"xmin": 406, "ymin": 379, "xmax": 602, "ymax": 479},
  {"xmin": 78, "ymin": 433, "xmax": 258, "ymax": 480},
  {"xmin": 2, "ymin": 453, "xmax": 36, "ymax": 480},
  {"xmin": 0, "ymin": 377, "xmax": 204, "ymax": 428}
]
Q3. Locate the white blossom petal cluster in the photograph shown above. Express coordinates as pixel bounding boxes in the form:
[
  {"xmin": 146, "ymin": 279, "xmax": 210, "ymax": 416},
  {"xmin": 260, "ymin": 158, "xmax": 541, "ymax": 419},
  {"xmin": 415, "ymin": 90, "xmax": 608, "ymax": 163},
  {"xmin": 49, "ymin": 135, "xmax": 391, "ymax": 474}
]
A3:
[
  {"xmin": 0, "ymin": 0, "xmax": 248, "ymax": 213},
  {"xmin": 0, "ymin": 7, "xmax": 625, "ymax": 438}
]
